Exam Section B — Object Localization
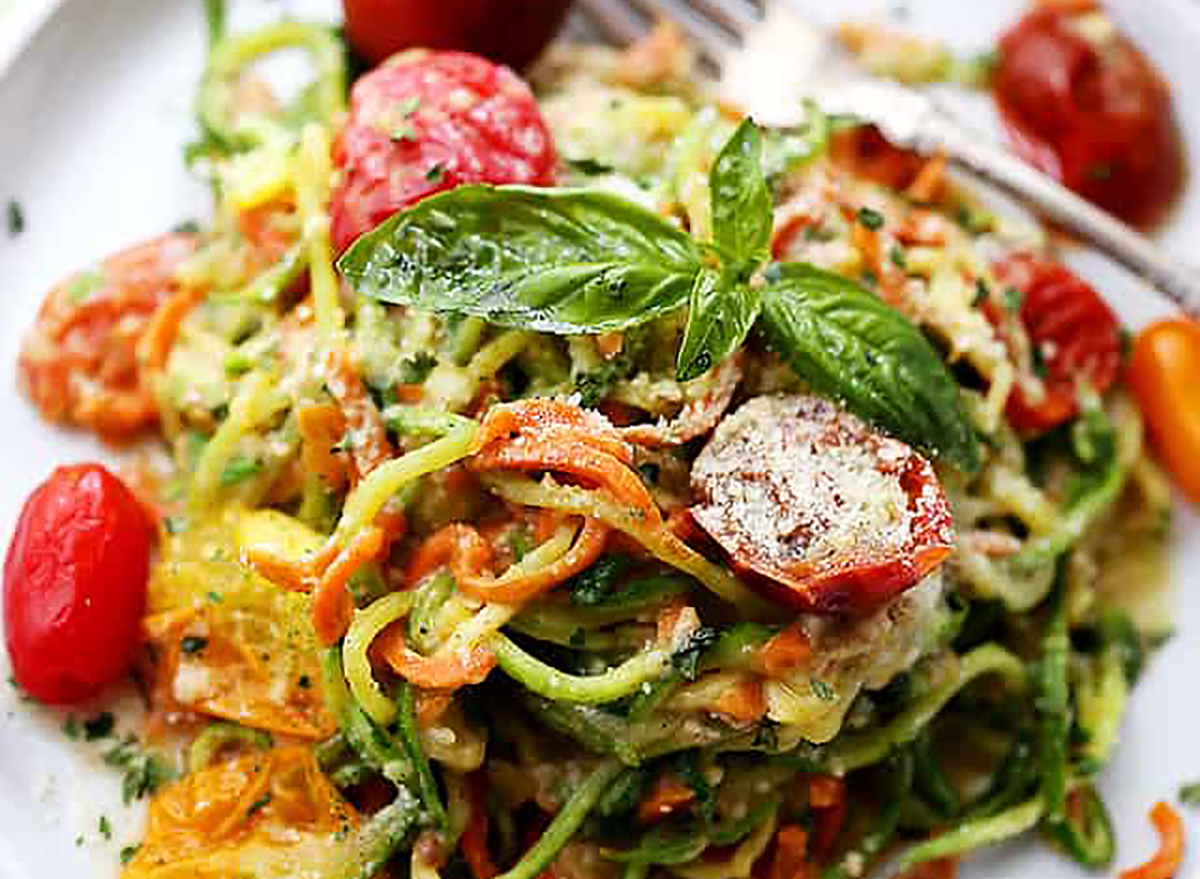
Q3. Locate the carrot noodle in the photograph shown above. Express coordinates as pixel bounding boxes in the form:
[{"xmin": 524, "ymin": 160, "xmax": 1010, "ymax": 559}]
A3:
[
  {"xmin": 297, "ymin": 402, "xmax": 351, "ymax": 490},
  {"xmin": 638, "ymin": 773, "xmax": 696, "ymax": 823},
  {"xmin": 758, "ymin": 626, "xmax": 813, "ymax": 677},
  {"xmin": 1118, "ymin": 801, "xmax": 1185, "ymax": 879},
  {"xmin": 480, "ymin": 472, "xmax": 772, "ymax": 613},
  {"xmin": 137, "ymin": 283, "xmax": 207, "ymax": 372},
  {"xmin": 453, "ymin": 518, "xmax": 610, "ymax": 604},
  {"xmin": 343, "ymin": 591, "xmax": 415, "ymax": 725},
  {"xmin": 764, "ymin": 825, "xmax": 813, "ymax": 879},
  {"xmin": 904, "ymin": 153, "xmax": 947, "ymax": 203},
  {"xmin": 313, "ymin": 526, "xmax": 385, "ymax": 645},
  {"xmin": 324, "ymin": 348, "xmax": 393, "ymax": 480},
  {"xmin": 473, "ymin": 398, "xmax": 633, "ymax": 462},
  {"xmin": 376, "ymin": 621, "xmax": 497, "ymax": 691},
  {"xmin": 463, "ymin": 773, "xmax": 500, "ymax": 879}
]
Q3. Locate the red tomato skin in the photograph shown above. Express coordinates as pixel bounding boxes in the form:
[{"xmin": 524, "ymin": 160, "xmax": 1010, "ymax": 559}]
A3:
[
  {"xmin": 994, "ymin": 5, "xmax": 1183, "ymax": 227},
  {"xmin": 991, "ymin": 253, "xmax": 1123, "ymax": 435},
  {"xmin": 342, "ymin": 0, "xmax": 573, "ymax": 71},
  {"xmin": 4, "ymin": 464, "xmax": 152, "ymax": 704},
  {"xmin": 330, "ymin": 50, "xmax": 558, "ymax": 253}
]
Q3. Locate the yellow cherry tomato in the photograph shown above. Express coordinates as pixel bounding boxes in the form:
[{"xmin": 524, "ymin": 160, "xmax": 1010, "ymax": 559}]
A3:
[{"xmin": 1128, "ymin": 318, "xmax": 1200, "ymax": 504}]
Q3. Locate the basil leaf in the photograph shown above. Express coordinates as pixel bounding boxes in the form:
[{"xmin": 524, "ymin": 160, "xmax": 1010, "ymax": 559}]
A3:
[
  {"xmin": 675, "ymin": 268, "xmax": 762, "ymax": 381},
  {"xmin": 339, "ymin": 185, "xmax": 703, "ymax": 334},
  {"xmin": 760, "ymin": 263, "xmax": 981, "ymax": 472},
  {"xmin": 710, "ymin": 119, "xmax": 772, "ymax": 268}
]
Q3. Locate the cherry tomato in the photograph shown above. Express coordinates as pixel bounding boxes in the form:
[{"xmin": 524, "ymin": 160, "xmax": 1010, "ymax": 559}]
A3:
[
  {"xmin": 994, "ymin": 3, "xmax": 1182, "ymax": 227},
  {"xmin": 4, "ymin": 464, "xmax": 153, "ymax": 704},
  {"xmin": 1128, "ymin": 319, "xmax": 1200, "ymax": 504},
  {"xmin": 342, "ymin": 0, "xmax": 574, "ymax": 71},
  {"xmin": 330, "ymin": 50, "xmax": 558, "ymax": 253},
  {"xmin": 991, "ymin": 253, "xmax": 1123, "ymax": 435},
  {"xmin": 17, "ymin": 232, "xmax": 197, "ymax": 442},
  {"xmin": 690, "ymin": 395, "xmax": 954, "ymax": 615}
]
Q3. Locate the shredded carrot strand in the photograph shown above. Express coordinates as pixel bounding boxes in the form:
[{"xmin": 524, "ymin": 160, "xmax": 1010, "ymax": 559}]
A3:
[
  {"xmin": 375, "ymin": 621, "xmax": 497, "ymax": 690},
  {"xmin": 904, "ymin": 153, "xmax": 947, "ymax": 204},
  {"xmin": 325, "ymin": 349, "xmax": 393, "ymax": 480},
  {"xmin": 765, "ymin": 825, "xmax": 814, "ymax": 879},
  {"xmin": 297, "ymin": 403, "xmax": 351, "ymax": 491},
  {"xmin": 473, "ymin": 398, "xmax": 633, "ymax": 463},
  {"xmin": 312, "ymin": 527, "xmax": 384, "ymax": 645},
  {"xmin": 712, "ymin": 679, "xmax": 768, "ymax": 725},
  {"xmin": 455, "ymin": 517, "xmax": 610, "ymax": 604},
  {"xmin": 138, "ymin": 284, "xmax": 206, "ymax": 372},
  {"xmin": 1119, "ymin": 801, "xmax": 1185, "ymax": 879},
  {"xmin": 637, "ymin": 773, "xmax": 695, "ymax": 824},
  {"xmin": 759, "ymin": 626, "xmax": 813, "ymax": 677}
]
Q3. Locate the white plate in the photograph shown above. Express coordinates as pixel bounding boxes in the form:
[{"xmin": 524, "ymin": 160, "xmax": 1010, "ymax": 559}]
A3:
[{"xmin": 0, "ymin": 1, "xmax": 1197, "ymax": 877}]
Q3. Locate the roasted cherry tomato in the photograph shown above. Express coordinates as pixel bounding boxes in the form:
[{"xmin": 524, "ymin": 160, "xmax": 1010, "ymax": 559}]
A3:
[
  {"xmin": 18, "ymin": 233, "xmax": 197, "ymax": 442},
  {"xmin": 991, "ymin": 253, "xmax": 1123, "ymax": 435},
  {"xmin": 994, "ymin": 3, "xmax": 1182, "ymax": 227},
  {"xmin": 329, "ymin": 50, "xmax": 558, "ymax": 253},
  {"xmin": 4, "ymin": 464, "xmax": 152, "ymax": 704},
  {"xmin": 1128, "ymin": 319, "xmax": 1200, "ymax": 504},
  {"xmin": 342, "ymin": 0, "xmax": 574, "ymax": 71},
  {"xmin": 690, "ymin": 395, "xmax": 954, "ymax": 615}
]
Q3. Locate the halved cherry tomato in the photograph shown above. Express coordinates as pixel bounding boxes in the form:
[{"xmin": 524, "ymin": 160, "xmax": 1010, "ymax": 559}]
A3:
[
  {"xmin": 991, "ymin": 253, "xmax": 1123, "ymax": 435},
  {"xmin": 329, "ymin": 50, "xmax": 558, "ymax": 253},
  {"xmin": 690, "ymin": 395, "xmax": 954, "ymax": 615},
  {"xmin": 994, "ymin": 3, "xmax": 1183, "ymax": 227},
  {"xmin": 1128, "ymin": 318, "xmax": 1200, "ymax": 504},
  {"xmin": 342, "ymin": 0, "xmax": 574, "ymax": 71},
  {"xmin": 4, "ymin": 464, "xmax": 152, "ymax": 703},
  {"xmin": 17, "ymin": 232, "xmax": 197, "ymax": 442}
]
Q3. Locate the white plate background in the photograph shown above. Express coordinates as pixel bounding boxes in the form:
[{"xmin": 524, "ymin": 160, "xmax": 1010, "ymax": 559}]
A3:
[{"xmin": 0, "ymin": 0, "xmax": 1197, "ymax": 876}]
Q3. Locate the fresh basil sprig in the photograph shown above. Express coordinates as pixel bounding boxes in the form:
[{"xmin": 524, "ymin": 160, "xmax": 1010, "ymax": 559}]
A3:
[
  {"xmin": 338, "ymin": 119, "xmax": 982, "ymax": 470},
  {"xmin": 339, "ymin": 185, "xmax": 702, "ymax": 334},
  {"xmin": 759, "ymin": 263, "xmax": 981, "ymax": 473},
  {"xmin": 675, "ymin": 119, "xmax": 770, "ymax": 381}
]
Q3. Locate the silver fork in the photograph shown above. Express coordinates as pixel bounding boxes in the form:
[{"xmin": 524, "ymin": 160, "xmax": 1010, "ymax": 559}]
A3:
[{"xmin": 575, "ymin": 0, "xmax": 1200, "ymax": 318}]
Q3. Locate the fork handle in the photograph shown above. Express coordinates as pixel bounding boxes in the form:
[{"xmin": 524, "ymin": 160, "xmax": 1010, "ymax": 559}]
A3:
[{"xmin": 927, "ymin": 114, "xmax": 1200, "ymax": 318}]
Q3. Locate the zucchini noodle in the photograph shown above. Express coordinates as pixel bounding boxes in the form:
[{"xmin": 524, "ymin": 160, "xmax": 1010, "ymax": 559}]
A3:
[
  {"xmin": 494, "ymin": 760, "xmax": 626, "ymax": 879},
  {"xmin": 671, "ymin": 807, "xmax": 778, "ymax": 879},
  {"xmin": 899, "ymin": 796, "xmax": 1045, "ymax": 868},
  {"xmin": 296, "ymin": 123, "xmax": 344, "ymax": 348},
  {"xmin": 335, "ymin": 421, "xmax": 479, "ymax": 543},
  {"xmin": 480, "ymin": 473, "xmax": 773, "ymax": 615},
  {"xmin": 199, "ymin": 20, "xmax": 346, "ymax": 152},
  {"xmin": 489, "ymin": 631, "xmax": 668, "ymax": 705},
  {"xmin": 343, "ymin": 592, "xmax": 415, "ymax": 726},
  {"xmin": 190, "ymin": 370, "xmax": 286, "ymax": 510},
  {"xmin": 828, "ymin": 644, "xmax": 1027, "ymax": 773}
]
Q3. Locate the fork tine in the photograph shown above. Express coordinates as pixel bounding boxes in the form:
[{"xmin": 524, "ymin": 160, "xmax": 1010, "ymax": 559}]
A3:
[
  {"xmin": 624, "ymin": 0, "xmax": 735, "ymax": 63},
  {"xmin": 576, "ymin": 0, "xmax": 649, "ymax": 47},
  {"xmin": 687, "ymin": 0, "xmax": 761, "ymax": 36}
]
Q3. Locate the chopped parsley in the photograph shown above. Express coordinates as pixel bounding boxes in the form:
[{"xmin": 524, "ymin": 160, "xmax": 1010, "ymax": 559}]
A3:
[
  {"xmin": 103, "ymin": 736, "xmax": 177, "ymax": 805},
  {"xmin": 972, "ymin": 278, "xmax": 990, "ymax": 308},
  {"xmin": 399, "ymin": 96, "xmax": 421, "ymax": 117},
  {"xmin": 6, "ymin": 199, "xmax": 24, "ymax": 237},
  {"xmin": 567, "ymin": 157, "xmax": 615, "ymax": 176},
  {"xmin": 810, "ymin": 678, "xmax": 836, "ymax": 701},
  {"xmin": 84, "ymin": 711, "xmax": 115, "ymax": 741},
  {"xmin": 297, "ymin": 674, "xmax": 312, "ymax": 689},
  {"xmin": 247, "ymin": 793, "xmax": 272, "ymax": 816},
  {"xmin": 66, "ymin": 268, "xmax": 106, "ymax": 305},
  {"xmin": 397, "ymin": 351, "xmax": 438, "ymax": 384},
  {"xmin": 98, "ymin": 815, "xmax": 113, "ymax": 841},
  {"xmin": 172, "ymin": 218, "xmax": 201, "ymax": 235},
  {"xmin": 63, "ymin": 716, "xmax": 81, "ymax": 740},
  {"xmin": 390, "ymin": 123, "xmax": 416, "ymax": 143},
  {"xmin": 857, "ymin": 206, "xmax": 885, "ymax": 230},
  {"xmin": 207, "ymin": 590, "xmax": 224, "ymax": 604},
  {"xmin": 1180, "ymin": 782, "xmax": 1200, "ymax": 806},
  {"xmin": 671, "ymin": 628, "xmax": 721, "ymax": 681},
  {"xmin": 425, "ymin": 164, "xmax": 446, "ymax": 184},
  {"xmin": 1003, "ymin": 285, "xmax": 1026, "ymax": 311},
  {"xmin": 220, "ymin": 454, "xmax": 263, "ymax": 486},
  {"xmin": 120, "ymin": 845, "xmax": 141, "ymax": 865},
  {"xmin": 889, "ymin": 245, "xmax": 907, "ymax": 269},
  {"xmin": 181, "ymin": 635, "xmax": 209, "ymax": 654}
]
